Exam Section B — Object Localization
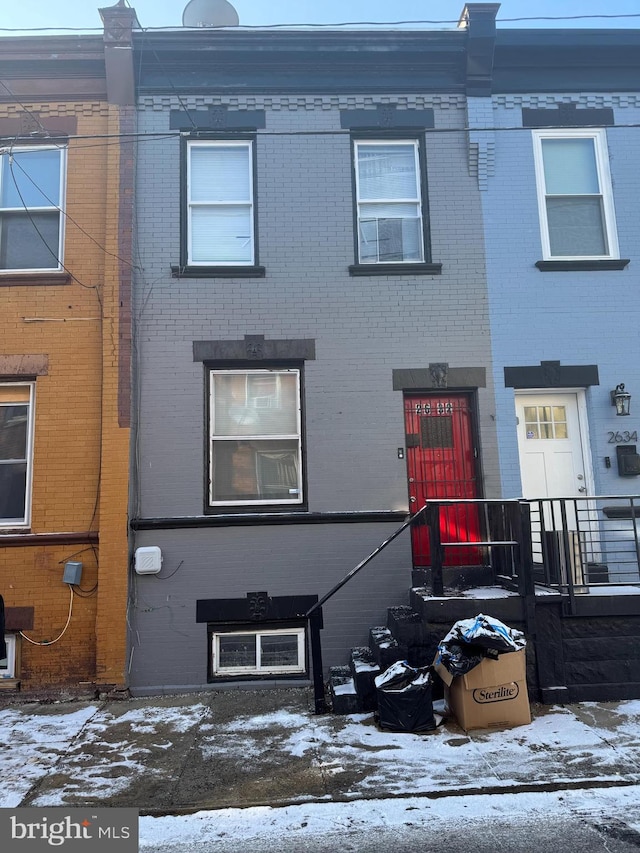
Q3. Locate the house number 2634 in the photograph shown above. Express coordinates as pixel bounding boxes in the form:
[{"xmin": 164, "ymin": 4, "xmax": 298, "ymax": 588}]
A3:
[{"xmin": 607, "ymin": 430, "xmax": 638, "ymax": 443}]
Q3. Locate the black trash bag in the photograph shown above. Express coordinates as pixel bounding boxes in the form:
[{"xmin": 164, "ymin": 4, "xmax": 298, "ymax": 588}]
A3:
[
  {"xmin": 449, "ymin": 614, "xmax": 526, "ymax": 653},
  {"xmin": 435, "ymin": 613, "xmax": 526, "ymax": 679},
  {"xmin": 436, "ymin": 641, "xmax": 484, "ymax": 678},
  {"xmin": 375, "ymin": 661, "xmax": 437, "ymax": 733}
]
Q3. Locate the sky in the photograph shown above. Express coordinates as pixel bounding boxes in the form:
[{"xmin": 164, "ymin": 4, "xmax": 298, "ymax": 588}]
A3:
[{"xmin": 1, "ymin": 0, "xmax": 640, "ymax": 34}]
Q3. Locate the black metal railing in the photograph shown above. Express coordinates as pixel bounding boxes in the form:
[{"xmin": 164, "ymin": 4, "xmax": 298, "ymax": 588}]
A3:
[
  {"xmin": 305, "ymin": 508, "xmax": 426, "ymax": 713},
  {"xmin": 306, "ymin": 495, "xmax": 640, "ymax": 712},
  {"xmin": 526, "ymin": 495, "xmax": 640, "ymax": 589},
  {"xmin": 406, "ymin": 495, "xmax": 640, "ymax": 594}
]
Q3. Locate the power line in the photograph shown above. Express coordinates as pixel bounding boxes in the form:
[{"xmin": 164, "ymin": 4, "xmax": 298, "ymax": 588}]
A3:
[
  {"xmin": 10, "ymin": 154, "xmax": 140, "ymax": 272},
  {"xmin": 1, "ymin": 13, "xmax": 640, "ymax": 33},
  {"xmin": 1, "ymin": 12, "xmax": 640, "ymax": 35},
  {"xmin": 6, "ymin": 149, "xmax": 103, "ymax": 301},
  {"xmin": 4, "ymin": 125, "xmax": 640, "ymax": 151},
  {"xmin": 0, "ymin": 79, "xmax": 50, "ymax": 134}
]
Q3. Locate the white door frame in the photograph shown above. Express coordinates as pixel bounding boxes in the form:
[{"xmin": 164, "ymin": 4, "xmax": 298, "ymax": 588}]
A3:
[{"xmin": 515, "ymin": 388, "xmax": 596, "ymax": 498}]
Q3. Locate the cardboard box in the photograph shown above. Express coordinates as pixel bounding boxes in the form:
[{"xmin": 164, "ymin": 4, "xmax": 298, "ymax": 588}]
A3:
[{"xmin": 434, "ymin": 648, "xmax": 531, "ymax": 732}]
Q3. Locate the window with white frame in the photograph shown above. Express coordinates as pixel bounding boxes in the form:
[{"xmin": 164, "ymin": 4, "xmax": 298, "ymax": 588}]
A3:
[
  {"xmin": 211, "ymin": 627, "xmax": 306, "ymax": 676},
  {"xmin": 209, "ymin": 368, "xmax": 303, "ymax": 507},
  {"xmin": 0, "ymin": 384, "xmax": 35, "ymax": 527},
  {"xmin": 354, "ymin": 139, "xmax": 425, "ymax": 264},
  {"xmin": 0, "ymin": 635, "xmax": 16, "ymax": 679},
  {"xmin": 187, "ymin": 139, "xmax": 255, "ymax": 266},
  {"xmin": 532, "ymin": 129, "xmax": 619, "ymax": 260},
  {"xmin": 0, "ymin": 146, "xmax": 66, "ymax": 271}
]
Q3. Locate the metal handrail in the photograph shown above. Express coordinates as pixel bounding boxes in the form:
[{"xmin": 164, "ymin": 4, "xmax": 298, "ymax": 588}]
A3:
[
  {"xmin": 305, "ymin": 510, "xmax": 423, "ymax": 619},
  {"xmin": 306, "ymin": 499, "xmax": 524, "ymax": 712},
  {"xmin": 307, "ymin": 495, "xmax": 640, "ymax": 712},
  {"xmin": 306, "ymin": 504, "xmax": 429, "ymax": 713}
]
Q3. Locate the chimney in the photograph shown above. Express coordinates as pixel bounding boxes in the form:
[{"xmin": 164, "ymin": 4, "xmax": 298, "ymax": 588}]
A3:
[
  {"xmin": 458, "ymin": 4, "xmax": 501, "ymax": 97},
  {"xmin": 99, "ymin": 1, "xmax": 140, "ymax": 106}
]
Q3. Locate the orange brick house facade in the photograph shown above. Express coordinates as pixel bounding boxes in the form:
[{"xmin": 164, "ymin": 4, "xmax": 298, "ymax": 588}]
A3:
[{"xmin": 0, "ymin": 4, "xmax": 136, "ymax": 694}]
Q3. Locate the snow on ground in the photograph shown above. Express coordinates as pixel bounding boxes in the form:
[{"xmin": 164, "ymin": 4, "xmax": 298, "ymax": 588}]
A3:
[
  {"xmin": 0, "ymin": 703, "xmax": 99, "ymax": 808},
  {"xmin": 138, "ymin": 786, "xmax": 640, "ymax": 849},
  {"xmin": 1, "ymin": 696, "xmax": 639, "ymax": 845},
  {"xmin": 201, "ymin": 701, "xmax": 640, "ymax": 794},
  {"xmin": 0, "ymin": 702, "xmax": 208, "ymax": 808}
]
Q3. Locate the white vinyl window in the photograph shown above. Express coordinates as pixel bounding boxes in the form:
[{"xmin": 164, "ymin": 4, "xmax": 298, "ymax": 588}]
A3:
[
  {"xmin": 209, "ymin": 369, "xmax": 302, "ymax": 506},
  {"xmin": 532, "ymin": 129, "xmax": 619, "ymax": 260},
  {"xmin": 0, "ymin": 384, "xmax": 35, "ymax": 527},
  {"xmin": 354, "ymin": 140, "xmax": 424, "ymax": 264},
  {"xmin": 0, "ymin": 635, "xmax": 16, "ymax": 679},
  {"xmin": 212, "ymin": 628, "xmax": 306, "ymax": 676},
  {"xmin": 187, "ymin": 140, "xmax": 255, "ymax": 265},
  {"xmin": 0, "ymin": 146, "xmax": 66, "ymax": 271}
]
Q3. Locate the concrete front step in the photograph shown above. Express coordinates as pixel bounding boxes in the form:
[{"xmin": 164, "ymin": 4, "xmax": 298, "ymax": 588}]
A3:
[
  {"xmin": 369, "ymin": 626, "xmax": 407, "ymax": 669},
  {"xmin": 331, "ymin": 586, "xmax": 525, "ymax": 714},
  {"xmin": 350, "ymin": 646, "xmax": 380, "ymax": 712},
  {"xmin": 410, "ymin": 585, "xmax": 525, "ymax": 625},
  {"xmin": 328, "ymin": 666, "xmax": 360, "ymax": 715},
  {"xmin": 330, "ymin": 609, "xmax": 435, "ymax": 715}
]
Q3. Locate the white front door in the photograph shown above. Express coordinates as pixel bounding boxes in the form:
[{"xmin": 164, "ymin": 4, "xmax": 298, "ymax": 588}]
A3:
[
  {"xmin": 516, "ymin": 392, "xmax": 601, "ymax": 582},
  {"xmin": 515, "ymin": 392, "xmax": 589, "ymax": 499}
]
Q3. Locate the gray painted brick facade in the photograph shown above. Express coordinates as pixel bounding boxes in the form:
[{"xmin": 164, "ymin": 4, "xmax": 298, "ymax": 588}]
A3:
[{"xmin": 130, "ymin": 96, "xmax": 497, "ymax": 692}]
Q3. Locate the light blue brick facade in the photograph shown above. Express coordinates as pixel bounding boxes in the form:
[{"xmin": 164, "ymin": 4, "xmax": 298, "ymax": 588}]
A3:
[{"xmin": 474, "ymin": 95, "xmax": 640, "ymax": 498}]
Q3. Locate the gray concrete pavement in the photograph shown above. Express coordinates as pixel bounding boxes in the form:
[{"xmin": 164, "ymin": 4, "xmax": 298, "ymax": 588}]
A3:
[{"xmin": 2, "ymin": 687, "xmax": 639, "ymax": 815}]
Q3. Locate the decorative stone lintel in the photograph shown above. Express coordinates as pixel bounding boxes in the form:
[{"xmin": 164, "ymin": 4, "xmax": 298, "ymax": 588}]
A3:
[
  {"xmin": 0, "ymin": 355, "xmax": 48, "ymax": 377},
  {"xmin": 393, "ymin": 367, "xmax": 486, "ymax": 391},
  {"xmin": 193, "ymin": 335, "xmax": 315, "ymax": 363},
  {"xmin": 504, "ymin": 361, "xmax": 599, "ymax": 389}
]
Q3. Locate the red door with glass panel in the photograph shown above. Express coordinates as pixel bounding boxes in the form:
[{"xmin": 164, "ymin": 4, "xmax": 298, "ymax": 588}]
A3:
[{"xmin": 404, "ymin": 393, "xmax": 481, "ymax": 566}]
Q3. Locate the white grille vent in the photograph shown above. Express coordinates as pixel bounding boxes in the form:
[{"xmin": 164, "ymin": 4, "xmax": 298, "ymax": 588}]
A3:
[{"xmin": 135, "ymin": 546, "xmax": 163, "ymax": 575}]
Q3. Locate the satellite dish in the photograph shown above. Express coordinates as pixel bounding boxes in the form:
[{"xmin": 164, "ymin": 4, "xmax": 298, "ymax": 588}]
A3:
[{"xmin": 182, "ymin": 0, "xmax": 239, "ymax": 27}]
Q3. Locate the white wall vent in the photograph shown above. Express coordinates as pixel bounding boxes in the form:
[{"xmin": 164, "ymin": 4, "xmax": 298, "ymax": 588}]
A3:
[{"xmin": 135, "ymin": 546, "xmax": 163, "ymax": 575}]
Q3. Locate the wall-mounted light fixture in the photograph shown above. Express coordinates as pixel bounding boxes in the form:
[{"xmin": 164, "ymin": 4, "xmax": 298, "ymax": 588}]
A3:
[{"xmin": 611, "ymin": 383, "xmax": 631, "ymax": 416}]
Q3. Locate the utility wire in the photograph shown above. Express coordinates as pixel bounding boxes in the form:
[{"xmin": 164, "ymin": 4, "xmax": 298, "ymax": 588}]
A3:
[
  {"xmin": 1, "ymin": 13, "xmax": 640, "ymax": 32},
  {"xmin": 3, "ymin": 124, "xmax": 640, "ymax": 150},
  {"xmin": 7, "ymin": 150, "xmax": 103, "ymax": 301},
  {"xmin": 0, "ymin": 80, "xmax": 49, "ymax": 134},
  {"xmin": 144, "ymin": 29, "xmax": 198, "ymax": 129},
  {"xmin": 10, "ymin": 154, "xmax": 140, "ymax": 271},
  {"xmin": 20, "ymin": 585, "xmax": 74, "ymax": 646},
  {"xmin": 6, "ymin": 147, "xmax": 106, "ymax": 542}
]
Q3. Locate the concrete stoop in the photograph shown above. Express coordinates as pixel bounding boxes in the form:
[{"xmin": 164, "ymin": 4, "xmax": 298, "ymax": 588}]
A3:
[{"xmin": 329, "ymin": 602, "xmax": 445, "ymax": 714}]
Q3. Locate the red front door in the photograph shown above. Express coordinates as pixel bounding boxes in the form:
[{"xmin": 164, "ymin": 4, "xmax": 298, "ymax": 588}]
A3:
[{"xmin": 404, "ymin": 393, "xmax": 481, "ymax": 567}]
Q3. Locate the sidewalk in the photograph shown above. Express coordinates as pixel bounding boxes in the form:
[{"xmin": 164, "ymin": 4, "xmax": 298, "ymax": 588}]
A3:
[{"xmin": 1, "ymin": 688, "xmax": 640, "ymax": 814}]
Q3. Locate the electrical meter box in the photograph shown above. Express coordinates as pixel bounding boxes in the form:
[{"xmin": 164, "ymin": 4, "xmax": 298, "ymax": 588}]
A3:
[
  {"xmin": 63, "ymin": 561, "xmax": 83, "ymax": 585},
  {"xmin": 135, "ymin": 546, "xmax": 163, "ymax": 575}
]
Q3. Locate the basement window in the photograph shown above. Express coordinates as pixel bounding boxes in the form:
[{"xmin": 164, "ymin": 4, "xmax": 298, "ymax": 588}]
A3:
[{"xmin": 211, "ymin": 627, "xmax": 306, "ymax": 677}]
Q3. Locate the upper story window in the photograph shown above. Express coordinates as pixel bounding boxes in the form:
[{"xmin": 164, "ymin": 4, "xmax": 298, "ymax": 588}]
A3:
[
  {"xmin": 0, "ymin": 146, "xmax": 66, "ymax": 272},
  {"xmin": 532, "ymin": 129, "xmax": 619, "ymax": 260},
  {"xmin": 187, "ymin": 139, "xmax": 255, "ymax": 266},
  {"xmin": 208, "ymin": 368, "xmax": 303, "ymax": 508},
  {"xmin": 354, "ymin": 139, "xmax": 425, "ymax": 264},
  {"xmin": 0, "ymin": 383, "xmax": 35, "ymax": 528}
]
